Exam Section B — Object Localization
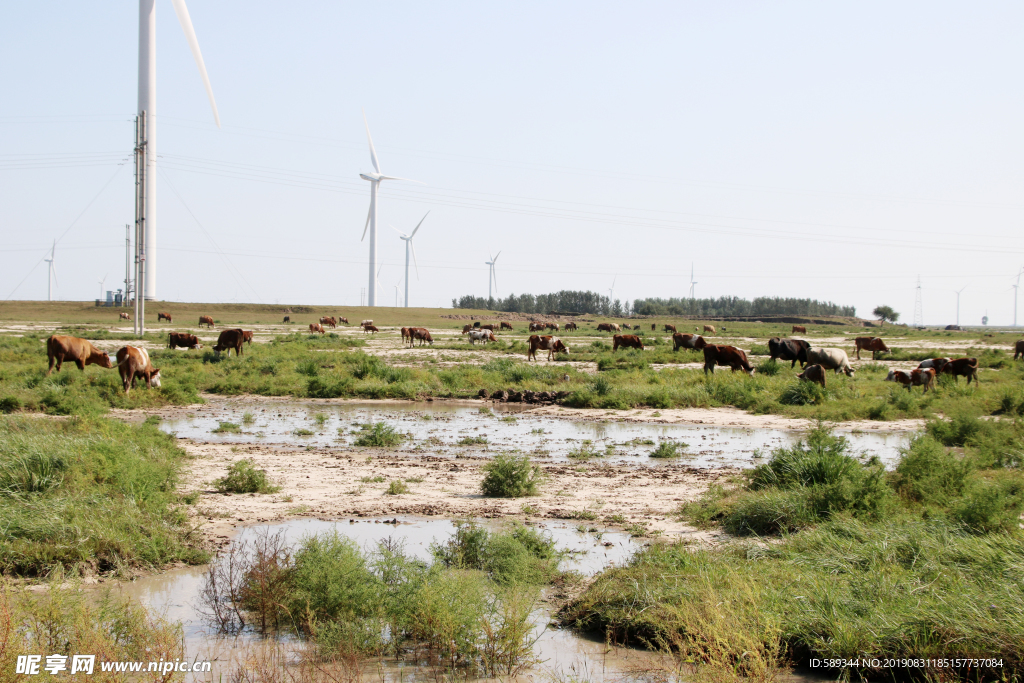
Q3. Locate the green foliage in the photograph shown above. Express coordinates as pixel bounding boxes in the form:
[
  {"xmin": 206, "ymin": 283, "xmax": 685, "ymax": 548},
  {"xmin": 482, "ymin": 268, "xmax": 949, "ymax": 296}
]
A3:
[
  {"xmin": 649, "ymin": 441, "xmax": 685, "ymax": 458},
  {"xmin": 778, "ymin": 380, "xmax": 826, "ymax": 405},
  {"xmin": 872, "ymin": 304, "xmax": 899, "ymax": 323},
  {"xmin": 0, "ymin": 396, "xmax": 21, "ymax": 413},
  {"xmin": 212, "ymin": 421, "xmax": 241, "ymax": 433},
  {"xmin": 385, "ymin": 480, "xmax": 410, "ymax": 495},
  {"xmin": 755, "ymin": 358, "xmax": 780, "ymax": 376},
  {"xmin": 459, "ymin": 435, "xmax": 489, "ymax": 445},
  {"xmin": 480, "ymin": 453, "xmax": 545, "ymax": 497},
  {"xmin": 431, "ymin": 521, "xmax": 560, "ymax": 586},
  {"xmin": 354, "ymin": 422, "xmax": 406, "ymax": 447},
  {"xmin": 214, "ymin": 459, "xmax": 279, "ymax": 494}
]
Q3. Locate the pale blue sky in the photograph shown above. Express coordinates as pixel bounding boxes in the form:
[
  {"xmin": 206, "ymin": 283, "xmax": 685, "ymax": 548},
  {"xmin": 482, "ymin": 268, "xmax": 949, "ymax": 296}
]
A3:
[{"xmin": 2, "ymin": 2, "xmax": 1023, "ymax": 324}]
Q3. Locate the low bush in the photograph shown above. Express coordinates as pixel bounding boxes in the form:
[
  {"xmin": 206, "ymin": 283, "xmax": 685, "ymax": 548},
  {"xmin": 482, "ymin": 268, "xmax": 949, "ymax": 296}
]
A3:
[
  {"xmin": 649, "ymin": 441, "xmax": 685, "ymax": 458},
  {"xmin": 480, "ymin": 454, "xmax": 545, "ymax": 498},
  {"xmin": 354, "ymin": 422, "xmax": 405, "ymax": 447},
  {"xmin": 215, "ymin": 459, "xmax": 279, "ymax": 494},
  {"xmin": 385, "ymin": 480, "xmax": 410, "ymax": 495}
]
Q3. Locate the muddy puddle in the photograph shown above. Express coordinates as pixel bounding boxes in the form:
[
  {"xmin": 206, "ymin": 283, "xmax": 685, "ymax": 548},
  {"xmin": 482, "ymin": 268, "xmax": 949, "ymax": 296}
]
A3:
[
  {"xmin": 119, "ymin": 516, "xmax": 663, "ymax": 682},
  {"xmin": 160, "ymin": 399, "xmax": 908, "ymax": 467}
]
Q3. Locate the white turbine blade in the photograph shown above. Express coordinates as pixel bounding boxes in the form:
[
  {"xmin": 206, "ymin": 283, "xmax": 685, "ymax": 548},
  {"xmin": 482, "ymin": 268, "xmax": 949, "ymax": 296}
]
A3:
[
  {"xmin": 379, "ymin": 175, "xmax": 421, "ymax": 183},
  {"xmin": 171, "ymin": 0, "xmax": 221, "ymax": 128},
  {"xmin": 410, "ymin": 241, "xmax": 420, "ymax": 279},
  {"xmin": 390, "ymin": 225, "xmax": 408, "ymax": 238},
  {"xmin": 361, "ymin": 204, "xmax": 372, "ymax": 241},
  {"xmin": 51, "ymin": 264, "xmax": 59, "ymax": 288},
  {"xmin": 492, "ymin": 251, "xmax": 501, "ymax": 263},
  {"xmin": 363, "ymin": 110, "xmax": 381, "ymax": 174},
  {"xmin": 410, "ymin": 211, "xmax": 429, "ymax": 238}
]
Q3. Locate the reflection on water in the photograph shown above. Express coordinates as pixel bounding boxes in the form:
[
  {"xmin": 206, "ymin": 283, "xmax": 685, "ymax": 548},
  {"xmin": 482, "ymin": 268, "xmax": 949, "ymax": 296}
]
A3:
[{"xmin": 161, "ymin": 399, "xmax": 908, "ymax": 467}]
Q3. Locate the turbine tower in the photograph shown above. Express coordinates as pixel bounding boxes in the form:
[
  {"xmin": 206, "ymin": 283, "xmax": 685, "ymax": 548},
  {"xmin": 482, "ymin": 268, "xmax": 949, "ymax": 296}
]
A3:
[
  {"xmin": 136, "ymin": 0, "xmax": 220, "ymax": 301},
  {"xmin": 360, "ymin": 112, "xmax": 416, "ymax": 307},
  {"xmin": 1014, "ymin": 267, "xmax": 1024, "ymax": 327},
  {"xmin": 44, "ymin": 241, "xmax": 57, "ymax": 302},
  {"xmin": 608, "ymin": 275, "xmax": 617, "ymax": 301},
  {"xmin": 689, "ymin": 263, "xmax": 697, "ymax": 300},
  {"xmin": 98, "ymin": 274, "xmax": 108, "ymax": 300},
  {"xmin": 485, "ymin": 252, "xmax": 501, "ymax": 301},
  {"xmin": 954, "ymin": 285, "xmax": 967, "ymax": 327},
  {"xmin": 393, "ymin": 212, "xmax": 428, "ymax": 308}
]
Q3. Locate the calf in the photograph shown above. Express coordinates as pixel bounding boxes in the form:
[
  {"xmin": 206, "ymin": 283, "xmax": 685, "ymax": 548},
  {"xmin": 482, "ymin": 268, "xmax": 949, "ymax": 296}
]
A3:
[
  {"xmin": 612, "ymin": 334, "xmax": 644, "ymax": 352},
  {"xmin": 703, "ymin": 325, "xmax": 716, "ymax": 334},
  {"xmin": 468, "ymin": 329, "xmax": 496, "ymax": 344},
  {"xmin": 806, "ymin": 348, "xmax": 855, "ymax": 377},
  {"xmin": 46, "ymin": 335, "xmax": 114, "ymax": 375},
  {"xmin": 1015, "ymin": 340, "xmax": 1024, "ymax": 360},
  {"xmin": 768, "ymin": 337, "xmax": 811, "ymax": 368},
  {"xmin": 672, "ymin": 333, "xmax": 707, "ymax": 352},
  {"xmin": 309, "ymin": 323, "xmax": 325, "ymax": 335},
  {"xmin": 527, "ymin": 335, "xmax": 568, "ymax": 361},
  {"xmin": 941, "ymin": 357, "xmax": 979, "ymax": 384},
  {"xmin": 663, "ymin": 324, "xmax": 677, "ymax": 333},
  {"xmin": 501, "ymin": 321, "xmax": 514, "ymax": 331},
  {"xmin": 796, "ymin": 364, "xmax": 826, "ymax": 388},
  {"xmin": 213, "ymin": 329, "xmax": 245, "ymax": 357},
  {"xmin": 115, "ymin": 346, "xmax": 161, "ymax": 395},
  {"xmin": 242, "ymin": 330, "xmax": 254, "ymax": 345},
  {"xmin": 854, "ymin": 336, "xmax": 889, "ymax": 360},
  {"xmin": 363, "ymin": 325, "xmax": 379, "ymax": 334},
  {"xmin": 158, "ymin": 312, "xmax": 172, "ymax": 323},
  {"xmin": 792, "ymin": 325, "xmax": 806, "ymax": 334},
  {"xmin": 702, "ymin": 345, "xmax": 754, "ymax": 376},
  {"xmin": 168, "ymin": 332, "xmax": 201, "ymax": 350},
  {"xmin": 199, "ymin": 315, "xmax": 215, "ymax": 328},
  {"xmin": 412, "ymin": 328, "xmax": 433, "ymax": 346},
  {"xmin": 119, "ymin": 312, "xmax": 132, "ymax": 321},
  {"xmin": 917, "ymin": 358, "xmax": 951, "ymax": 373},
  {"xmin": 886, "ymin": 368, "xmax": 936, "ymax": 392}
]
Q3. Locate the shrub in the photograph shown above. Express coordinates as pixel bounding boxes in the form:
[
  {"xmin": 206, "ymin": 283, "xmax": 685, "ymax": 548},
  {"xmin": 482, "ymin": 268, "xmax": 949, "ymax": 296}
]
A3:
[
  {"xmin": 354, "ymin": 422, "xmax": 405, "ymax": 447},
  {"xmin": 891, "ymin": 435, "xmax": 974, "ymax": 506},
  {"xmin": 215, "ymin": 459, "xmax": 279, "ymax": 494},
  {"xmin": 459, "ymin": 435, "xmax": 489, "ymax": 446},
  {"xmin": 567, "ymin": 440, "xmax": 602, "ymax": 459},
  {"xmin": 481, "ymin": 454, "xmax": 545, "ymax": 498},
  {"xmin": 926, "ymin": 409, "xmax": 986, "ymax": 447},
  {"xmin": 756, "ymin": 359, "xmax": 780, "ymax": 376},
  {"xmin": 650, "ymin": 441, "xmax": 685, "ymax": 458},
  {"xmin": 952, "ymin": 475, "xmax": 1024, "ymax": 532},
  {"xmin": 287, "ymin": 531, "xmax": 382, "ymax": 628},
  {"xmin": 0, "ymin": 396, "xmax": 20, "ymax": 413},
  {"xmin": 385, "ymin": 480, "xmax": 410, "ymax": 495},
  {"xmin": 779, "ymin": 381, "xmax": 826, "ymax": 406},
  {"xmin": 212, "ymin": 421, "xmax": 241, "ymax": 433}
]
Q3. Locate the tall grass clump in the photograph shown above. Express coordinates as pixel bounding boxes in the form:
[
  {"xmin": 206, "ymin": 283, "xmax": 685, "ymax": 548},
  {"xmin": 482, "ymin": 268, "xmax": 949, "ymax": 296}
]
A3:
[
  {"xmin": 354, "ymin": 422, "xmax": 406, "ymax": 447},
  {"xmin": 215, "ymin": 458, "xmax": 279, "ymax": 494},
  {"xmin": 480, "ymin": 454, "xmax": 545, "ymax": 498},
  {"xmin": 431, "ymin": 521, "xmax": 560, "ymax": 587}
]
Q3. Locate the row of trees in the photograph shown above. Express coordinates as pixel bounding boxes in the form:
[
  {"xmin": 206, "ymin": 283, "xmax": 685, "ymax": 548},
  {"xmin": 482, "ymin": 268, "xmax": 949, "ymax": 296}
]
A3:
[{"xmin": 453, "ymin": 291, "xmax": 856, "ymax": 318}]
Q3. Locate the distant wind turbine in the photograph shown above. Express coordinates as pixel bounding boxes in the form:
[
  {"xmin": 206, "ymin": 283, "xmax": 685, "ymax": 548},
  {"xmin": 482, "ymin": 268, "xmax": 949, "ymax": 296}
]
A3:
[
  {"xmin": 392, "ymin": 212, "xmax": 428, "ymax": 308},
  {"xmin": 485, "ymin": 252, "xmax": 501, "ymax": 300},
  {"xmin": 689, "ymin": 263, "xmax": 697, "ymax": 300},
  {"xmin": 608, "ymin": 275, "xmax": 617, "ymax": 302},
  {"xmin": 360, "ymin": 112, "xmax": 417, "ymax": 307},
  {"xmin": 98, "ymin": 274, "xmax": 109, "ymax": 300},
  {"xmin": 136, "ymin": 0, "xmax": 221, "ymax": 300},
  {"xmin": 44, "ymin": 241, "xmax": 57, "ymax": 302},
  {"xmin": 1014, "ymin": 267, "xmax": 1024, "ymax": 327},
  {"xmin": 954, "ymin": 285, "xmax": 967, "ymax": 327}
]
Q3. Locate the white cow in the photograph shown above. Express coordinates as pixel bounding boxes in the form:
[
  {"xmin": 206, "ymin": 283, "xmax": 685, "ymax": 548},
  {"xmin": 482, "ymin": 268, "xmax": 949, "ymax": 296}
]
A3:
[
  {"xmin": 360, "ymin": 319, "xmax": 373, "ymax": 326},
  {"xmin": 468, "ymin": 329, "xmax": 496, "ymax": 344},
  {"xmin": 805, "ymin": 348, "xmax": 855, "ymax": 377}
]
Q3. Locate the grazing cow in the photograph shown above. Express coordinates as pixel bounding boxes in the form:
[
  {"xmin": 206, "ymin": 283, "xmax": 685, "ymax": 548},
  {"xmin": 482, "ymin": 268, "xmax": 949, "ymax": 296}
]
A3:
[
  {"xmin": 242, "ymin": 330, "xmax": 254, "ymax": 345},
  {"xmin": 612, "ymin": 334, "xmax": 644, "ymax": 352},
  {"xmin": 473, "ymin": 322, "xmax": 481, "ymax": 328},
  {"xmin": 339, "ymin": 317, "xmax": 350, "ymax": 325},
  {"xmin": 529, "ymin": 322, "xmax": 546, "ymax": 332},
  {"xmin": 941, "ymin": 357, "xmax": 979, "ymax": 384},
  {"xmin": 546, "ymin": 323, "xmax": 559, "ymax": 332},
  {"xmin": 480, "ymin": 324, "xmax": 496, "ymax": 331},
  {"xmin": 46, "ymin": 335, "xmax": 114, "ymax": 375},
  {"xmin": 411, "ymin": 328, "xmax": 433, "ymax": 346},
  {"xmin": 527, "ymin": 335, "xmax": 568, "ymax": 361},
  {"xmin": 213, "ymin": 329, "xmax": 245, "ymax": 357},
  {"xmin": 462, "ymin": 325, "xmax": 473, "ymax": 334},
  {"xmin": 703, "ymin": 325, "xmax": 716, "ymax": 334},
  {"xmin": 363, "ymin": 325, "xmax": 379, "ymax": 334},
  {"xmin": 283, "ymin": 316, "xmax": 290, "ymax": 323},
  {"xmin": 119, "ymin": 312, "xmax": 131, "ymax": 321},
  {"xmin": 563, "ymin": 322, "xmax": 577, "ymax": 331},
  {"xmin": 501, "ymin": 321, "xmax": 514, "ymax": 331},
  {"xmin": 792, "ymin": 325, "xmax": 806, "ymax": 334},
  {"xmin": 797, "ymin": 364, "xmax": 826, "ymax": 388},
  {"xmin": 158, "ymin": 312, "xmax": 172, "ymax": 323},
  {"xmin": 309, "ymin": 323, "xmax": 325, "ymax": 335},
  {"xmin": 652, "ymin": 324, "xmax": 656, "ymax": 331},
  {"xmin": 360, "ymin": 320, "xmax": 373, "ymax": 327},
  {"xmin": 853, "ymin": 337, "xmax": 890, "ymax": 360},
  {"xmin": 115, "ymin": 346, "xmax": 161, "ymax": 395},
  {"xmin": 702, "ymin": 345, "xmax": 754, "ymax": 376},
  {"xmin": 320, "ymin": 316, "xmax": 337, "ymax": 329},
  {"xmin": 402, "ymin": 327, "xmax": 413, "ymax": 344},
  {"xmin": 1015, "ymin": 340, "xmax": 1024, "ymax": 360},
  {"xmin": 199, "ymin": 316, "xmax": 214, "ymax": 328},
  {"xmin": 596, "ymin": 323, "xmax": 621, "ymax": 333},
  {"xmin": 886, "ymin": 368, "xmax": 936, "ymax": 392},
  {"xmin": 468, "ymin": 329, "xmax": 497, "ymax": 344},
  {"xmin": 918, "ymin": 357, "xmax": 951, "ymax": 374},
  {"xmin": 768, "ymin": 337, "xmax": 812, "ymax": 368},
  {"xmin": 673, "ymin": 333, "xmax": 707, "ymax": 352},
  {"xmin": 168, "ymin": 332, "xmax": 201, "ymax": 350},
  {"xmin": 664, "ymin": 324, "xmax": 677, "ymax": 333},
  {"xmin": 805, "ymin": 348, "xmax": 855, "ymax": 377}
]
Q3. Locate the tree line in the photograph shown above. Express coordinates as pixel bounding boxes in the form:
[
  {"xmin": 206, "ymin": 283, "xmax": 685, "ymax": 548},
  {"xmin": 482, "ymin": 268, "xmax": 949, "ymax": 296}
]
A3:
[{"xmin": 453, "ymin": 292, "xmax": 856, "ymax": 318}]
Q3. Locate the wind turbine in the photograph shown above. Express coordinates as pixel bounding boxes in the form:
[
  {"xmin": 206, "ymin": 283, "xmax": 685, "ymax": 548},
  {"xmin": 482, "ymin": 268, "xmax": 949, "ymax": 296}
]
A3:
[
  {"xmin": 485, "ymin": 252, "xmax": 501, "ymax": 300},
  {"xmin": 689, "ymin": 263, "xmax": 697, "ymax": 300},
  {"xmin": 44, "ymin": 241, "xmax": 57, "ymax": 302},
  {"xmin": 1014, "ymin": 267, "xmax": 1024, "ymax": 327},
  {"xmin": 394, "ymin": 281, "xmax": 402, "ymax": 308},
  {"xmin": 98, "ymin": 274, "xmax": 109, "ymax": 300},
  {"xmin": 954, "ymin": 285, "xmax": 967, "ymax": 327},
  {"xmin": 393, "ymin": 212, "xmax": 428, "ymax": 308},
  {"xmin": 360, "ymin": 112, "xmax": 417, "ymax": 307},
  {"xmin": 136, "ymin": 0, "xmax": 221, "ymax": 301},
  {"xmin": 608, "ymin": 275, "xmax": 617, "ymax": 302}
]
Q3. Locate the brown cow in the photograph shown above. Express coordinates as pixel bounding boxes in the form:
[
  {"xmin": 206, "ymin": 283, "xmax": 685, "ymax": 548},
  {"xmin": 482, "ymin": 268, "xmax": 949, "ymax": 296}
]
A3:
[
  {"xmin": 527, "ymin": 335, "xmax": 568, "ymax": 361},
  {"xmin": 338, "ymin": 317, "xmax": 350, "ymax": 325},
  {"xmin": 319, "ymin": 316, "xmax": 337, "ymax": 329},
  {"xmin": 545, "ymin": 323, "xmax": 559, "ymax": 332},
  {"xmin": 309, "ymin": 323, "xmax": 325, "ymax": 335},
  {"xmin": 501, "ymin": 321, "xmax": 514, "ymax": 331},
  {"xmin": 529, "ymin": 322, "xmax": 546, "ymax": 332},
  {"xmin": 168, "ymin": 332, "xmax": 201, "ymax": 350},
  {"xmin": 242, "ymin": 330, "xmax": 254, "ymax": 345},
  {"xmin": 199, "ymin": 316, "xmax": 214, "ymax": 328},
  {"xmin": 796, "ymin": 363, "xmax": 826, "ymax": 388},
  {"xmin": 792, "ymin": 325, "xmax": 807, "ymax": 334},
  {"xmin": 462, "ymin": 324, "xmax": 473, "ymax": 334},
  {"xmin": 917, "ymin": 358, "xmax": 951, "ymax": 373},
  {"xmin": 402, "ymin": 327, "xmax": 413, "ymax": 344},
  {"xmin": 854, "ymin": 337, "xmax": 890, "ymax": 360},
  {"xmin": 664, "ymin": 324, "xmax": 677, "ymax": 333},
  {"xmin": 596, "ymin": 323, "xmax": 620, "ymax": 333},
  {"xmin": 651, "ymin": 324, "xmax": 656, "ymax": 331},
  {"xmin": 115, "ymin": 346, "xmax": 161, "ymax": 395},
  {"xmin": 119, "ymin": 312, "xmax": 131, "ymax": 321},
  {"xmin": 673, "ymin": 333, "xmax": 707, "ymax": 352},
  {"xmin": 941, "ymin": 357, "xmax": 979, "ymax": 384},
  {"xmin": 703, "ymin": 325, "xmax": 716, "ymax": 334},
  {"xmin": 480, "ymin": 324, "xmax": 496, "ymax": 331},
  {"xmin": 702, "ymin": 345, "xmax": 754, "ymax": 376},
  {"xmin": 46, "ymin": 335, "xmax": 114, "ymax": 375},
  {"xmin": 886, "ymin": 368, "xmax": 936, "ymax": 392},
  {"xmin": 1015, "ymin": 340, "xmax": 1024, "ymax": 360},
  {"xmin": 613, "ymin": 334, "xmax": 644, "ymax": 352},
  {"xmin": 213, "ymin": 329, "xmax": 245, "ymax": 357},
  {"xmin": 363, "ymin": 325, "xmax": 379, "ymax": 334},
  {"xmin": 563, "ymin": 322, "xmax": 577, "ymax": 331},
  {"xmin": 157, "ymin": 312, "xmax": 172, "ymax": 323},
  {"xmin": 411, "ymin": 328, "xmax": 433, "ymax": 346}
]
